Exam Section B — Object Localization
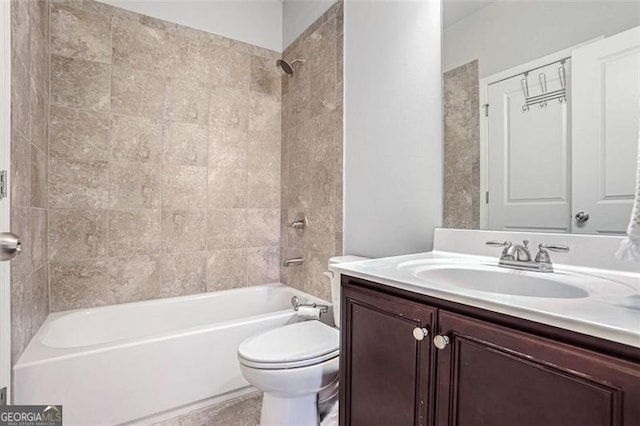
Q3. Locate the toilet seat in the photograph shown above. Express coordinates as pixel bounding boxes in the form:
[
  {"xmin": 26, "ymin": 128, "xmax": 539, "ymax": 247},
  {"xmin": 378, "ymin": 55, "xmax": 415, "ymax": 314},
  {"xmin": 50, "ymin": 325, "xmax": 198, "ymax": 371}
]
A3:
[{"xmin": 238, "ymin": 321, "xmax": 339, "ymax": 370}]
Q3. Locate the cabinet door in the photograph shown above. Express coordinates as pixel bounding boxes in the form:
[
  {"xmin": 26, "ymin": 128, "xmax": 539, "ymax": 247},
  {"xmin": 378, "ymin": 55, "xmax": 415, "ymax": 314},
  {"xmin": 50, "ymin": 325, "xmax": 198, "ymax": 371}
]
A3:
[
  {"xmin": 340, "ymin": 284, "xmax": 437, "ymax": 426},
  {"xmin": 435, "ymin": 311, "xmax": 640, "ymax": 426}
]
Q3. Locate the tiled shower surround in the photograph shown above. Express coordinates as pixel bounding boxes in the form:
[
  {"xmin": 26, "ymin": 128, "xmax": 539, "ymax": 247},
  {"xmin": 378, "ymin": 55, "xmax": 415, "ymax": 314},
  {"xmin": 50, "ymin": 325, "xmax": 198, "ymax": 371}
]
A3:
[
  {"xmin": 280, "ymin": 3, "xmax": 344, "ymax": 301},
  {"xmin": 10, "ymin": 0, "xmax": 51, "ymax": 363},
  {"xmin": 47, "ymin": 0, "xmax": 283, "ymax": 311},
  {"xmin": 443, "ymin": 60, "xmax": 480, "ymax": 229}
]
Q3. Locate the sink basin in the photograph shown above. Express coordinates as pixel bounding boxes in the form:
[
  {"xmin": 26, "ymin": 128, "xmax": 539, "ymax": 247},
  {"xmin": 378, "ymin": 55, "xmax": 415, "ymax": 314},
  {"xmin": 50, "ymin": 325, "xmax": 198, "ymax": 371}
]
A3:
[
  {"xmin": 397, "ymin": 259, "xmax": 634, "ymax": 299},
  {"xmin": 412, "ymin": 266, "xmax": 587, "ymax": 298}
]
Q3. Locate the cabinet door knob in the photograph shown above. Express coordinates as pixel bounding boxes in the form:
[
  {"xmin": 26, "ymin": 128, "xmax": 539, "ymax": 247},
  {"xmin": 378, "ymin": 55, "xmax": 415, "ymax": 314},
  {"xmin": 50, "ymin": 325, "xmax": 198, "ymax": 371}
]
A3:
[
  {"xmin": 412, "ymin": 327, "xmax": 429, "ymax": 341},
  {"xmin": 433, "ymin": 335, "xmax": 450, "ymax": 350}
]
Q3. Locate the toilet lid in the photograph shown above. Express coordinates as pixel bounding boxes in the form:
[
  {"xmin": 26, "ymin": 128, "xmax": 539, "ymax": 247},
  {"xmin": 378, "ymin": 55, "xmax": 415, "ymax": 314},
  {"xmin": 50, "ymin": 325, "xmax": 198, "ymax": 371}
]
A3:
[{"xmin": 238, "ymin": 321, "xmax": 339, "ymax": 368}]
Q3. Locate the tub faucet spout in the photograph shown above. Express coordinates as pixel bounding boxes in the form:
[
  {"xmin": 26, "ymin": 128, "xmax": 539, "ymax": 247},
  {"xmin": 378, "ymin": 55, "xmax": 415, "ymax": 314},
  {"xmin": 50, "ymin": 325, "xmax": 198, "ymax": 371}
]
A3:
[{"xmin": 282, "ymin": 257, "xmax": 304, "ymax": 267}]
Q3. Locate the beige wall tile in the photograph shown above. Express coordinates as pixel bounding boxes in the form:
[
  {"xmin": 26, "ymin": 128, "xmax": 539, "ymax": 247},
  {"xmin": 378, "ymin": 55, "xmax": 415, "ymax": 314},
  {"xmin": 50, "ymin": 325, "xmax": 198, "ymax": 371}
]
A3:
[
  {"xmin": 112, "ymin": 16, "xmax": 180, "ymax": 75},
  {"xmin": 50, "ymin": 260, "xmax": 109, "ymax": 311},
  {"xmin": 30, "ymin": 0, "xmax": 49, "ymax": 39},
  {"xmin": 280, "ymin": 5, "xmax": 343, "ymax": 298},
  {"xmin": 161, "ymin": 252, "xmax": 207, "ymax": 297},
  {"xmin": 247, "ymin": 167, "xmax": 280, "ymax": 208},
  {"xmin": 51, "ymin": 55, "xmax": 110, "ymax": 112},
  {"xmin": 247, "ymin": 209, "xmax": 279, "ymax": 247},
  {"xmin": 208, "ymin": 46, "xmax": 250, "ymax": 90},
  {"xmin": 29, "ymin": 28, "xmax": 48, "ymax": 152},
  {"xmin": 250, "ymin": 55, "xmax": 280, "ymax": 98},
  {"xmin": 164, "ymin": 78, "xmax": 209, "ymax": 124},
  {"xmin": 208, "ymin": 127, "xmax": 247, "ymax": 169},
  {"xmin": 209, "ymin": 86, "xmax": 248, "ymax": 129},
  {"xmin": 11, "ymin": 133, "xmax": 31, "ymax": 207},
  {"xmin": 108, "ymin": 255, "xmax": 162, "ymax": 303},
  {"xmin": 50, "ymin": 4, "xmax": 111, "ymax": 63},
  {"xmin": 51, "ymin": 256, "xmax": 161, "ymax": 311},
  {"xmin": 31, "ymin": 208, "xmax": 48, "ymax": 271},
  {"xmin": 111, "ymin": 66, "xmax": 166, "ymax": 118},
  {"xmin": 110, "ymin": 114, "xmax": 162, "ymax": 163},
  {"xmin": 50, "ymin": 106, "xmax": 109, "ymax": 161},
  {"xmin": 49, "ymin": 209, "xmax": 108, "ymax": 261},
  {"xmin": 41, "ymin": 0, "xmax": 287, "ymax": 314},
  {"xmin": 110, "ymin": 162, "xmax": 161, "ymax": 209},
  {"xmin": 31, "ymin": 146, "xmax": 47, "ymax": 208},
  {"xmin": 11, "ymin": 0, "xmax": 51, "ymax": 364},
  {"xmin": 247, "ymin": 246, "xmax": 280, "ymax": 285},
  {"xmin": 24, "ymin": 265, "xmax": 49, "ymax": 333},
  {"xmin": 11, "ymin": 56, "xmax": 30, "ymax": 138},
  {"xmin": 206, "ymin": 249, "xmax": 247, "ymax": 291},
  {"xmin": 249, "ymin": 92, "xmax": 280, "ymax": 132},
  {"xmin": 443, "ymin": 61, "xmax": 480, "ymax": 229},
  {"xmin": 247, "ymin": 131, "xmax": 280, "ymax": 170},
  {"xmin": 310, "ymin": 65, "xmax": 338, "ymax": 118},
  {"xmin": 10, "ymin": 207, "xmax": 33, "ymax": 285},
  {"xmin": 208, "ymin": 168, "xmax": 247, "ymax": 209},
  {"xmin": 161, "ymin": 210, "xmax": 207, "ymax": 253},
  {"xmin": 163, "ymin": 121, "xmax": 208, "ymax": 166},
  {"xmin": 49, "ymin": 158, "xmax": 109, "ymax": 209},
  {"xmin": 207, "ymin": 209, "xmax": 247, "ymax": 249},
  {"xmin": 161, "ymin": 165, "xmax": 207, "ymax": 210},
  {"xmin": 109, "ymin": 210, "xmax": 161, "ymax": 256},
  {"xmin": 11, "ymin": 0, "xmax": 31, "ymax": 69}
]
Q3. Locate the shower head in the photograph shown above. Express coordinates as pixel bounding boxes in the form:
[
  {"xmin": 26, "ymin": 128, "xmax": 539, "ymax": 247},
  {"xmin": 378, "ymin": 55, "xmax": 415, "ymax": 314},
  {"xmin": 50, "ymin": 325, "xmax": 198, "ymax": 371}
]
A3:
[{"xmin": 276, "ymin": 58, "xmax": 304, "ymax": 76}]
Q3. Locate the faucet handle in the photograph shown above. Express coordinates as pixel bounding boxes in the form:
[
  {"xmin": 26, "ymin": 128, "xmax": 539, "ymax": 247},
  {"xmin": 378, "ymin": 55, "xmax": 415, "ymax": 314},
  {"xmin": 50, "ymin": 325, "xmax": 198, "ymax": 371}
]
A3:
[
  {"xmin": 535, "ymin": 243, "xmax": 569, "ymax": 264},
  {"xmin": 486, "ymin": 240, "xmax": 512, "ymax": 247},
  {"xmin": 486, "ymin": 241, "xmax": 512, "ymax": 260},
  {"xmin": 538, "ymin": 243, "xmax": 569, "ymax": 253}
]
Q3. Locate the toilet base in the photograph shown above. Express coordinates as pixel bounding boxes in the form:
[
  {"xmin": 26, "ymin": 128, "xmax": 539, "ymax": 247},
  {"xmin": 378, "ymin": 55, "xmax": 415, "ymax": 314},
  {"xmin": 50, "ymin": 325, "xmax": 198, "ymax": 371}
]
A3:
[{"xmin": 260, "ymin": 392, "xmax": 319, "ymax": 426}]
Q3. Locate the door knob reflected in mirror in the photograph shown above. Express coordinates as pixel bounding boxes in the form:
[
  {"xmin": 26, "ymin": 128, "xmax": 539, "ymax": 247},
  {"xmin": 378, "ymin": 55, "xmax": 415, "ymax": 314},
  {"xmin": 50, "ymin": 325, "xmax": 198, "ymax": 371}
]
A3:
[
  {"xmin": 412, "ymin": 327, "xmax": 429, "ymax": 341},
  {"xmin": 575, "ymin": 212, "xmax": 590, "ymax": 223},
  {"xmin": 0, "ymin": 232, "xmax": 21, "ymax": 261},
  {"xmin": 433, "ymin": 335, "xmax": 450, "ymax": 350}
]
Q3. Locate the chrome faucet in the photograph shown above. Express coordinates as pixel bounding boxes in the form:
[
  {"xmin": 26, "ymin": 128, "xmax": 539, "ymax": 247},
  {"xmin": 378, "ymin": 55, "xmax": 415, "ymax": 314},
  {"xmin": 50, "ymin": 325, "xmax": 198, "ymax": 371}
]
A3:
[
  {"xmin": 486, "ymin": 240, "xmax": 569, "ymax": 272},
  {"xmin": 282, "ymin": 257, "xmax": 304, "ymax": 267}
]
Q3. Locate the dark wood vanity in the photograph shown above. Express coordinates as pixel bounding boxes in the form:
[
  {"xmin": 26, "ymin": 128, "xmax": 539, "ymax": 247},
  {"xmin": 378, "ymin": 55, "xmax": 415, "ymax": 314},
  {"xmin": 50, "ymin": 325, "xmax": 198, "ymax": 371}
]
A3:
[{"xmin": 339, "ymin": 275, "xmax": 640, "ymax": 426}]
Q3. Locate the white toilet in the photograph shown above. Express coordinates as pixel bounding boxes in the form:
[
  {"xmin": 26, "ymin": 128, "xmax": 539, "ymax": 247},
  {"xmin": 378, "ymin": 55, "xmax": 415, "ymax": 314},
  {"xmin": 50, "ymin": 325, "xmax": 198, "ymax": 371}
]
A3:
[{"xmin": 237, "ymin": 256, "xmax": 367, "ymax": 426}]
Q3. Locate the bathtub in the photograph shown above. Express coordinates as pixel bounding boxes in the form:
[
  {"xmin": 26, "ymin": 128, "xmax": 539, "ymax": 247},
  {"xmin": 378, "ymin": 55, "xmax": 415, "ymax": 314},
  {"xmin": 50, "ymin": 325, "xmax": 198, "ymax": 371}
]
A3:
[{"xmin": 14, "ymin": 283, "xmax": 332, "ymax": 425}]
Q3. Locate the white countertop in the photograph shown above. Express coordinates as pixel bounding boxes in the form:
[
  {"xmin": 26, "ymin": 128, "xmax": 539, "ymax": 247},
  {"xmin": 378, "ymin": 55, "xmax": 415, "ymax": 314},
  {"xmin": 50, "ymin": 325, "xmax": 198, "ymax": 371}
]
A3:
[{"xmin": 331, "ymin": 250, "xmax": 640, "ymax": 349}]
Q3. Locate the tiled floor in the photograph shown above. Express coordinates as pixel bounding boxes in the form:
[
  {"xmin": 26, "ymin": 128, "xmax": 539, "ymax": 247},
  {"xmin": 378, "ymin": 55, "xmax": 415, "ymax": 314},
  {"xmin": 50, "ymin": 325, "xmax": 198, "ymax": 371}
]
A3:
[{"xmin": 152, "ymin": 392, "xmax": 262, "ymax": 426}]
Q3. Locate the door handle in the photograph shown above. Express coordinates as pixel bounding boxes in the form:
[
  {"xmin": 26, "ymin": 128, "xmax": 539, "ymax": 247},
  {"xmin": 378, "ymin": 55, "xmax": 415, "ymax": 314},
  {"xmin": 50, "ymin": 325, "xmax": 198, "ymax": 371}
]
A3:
[
  {"xmin": 0, "ymin": 232, "xmax": 21, "ymax": 261},
  {"xmin": 574, "ymin": 212, "xmax": 590, "ymax": 223}
]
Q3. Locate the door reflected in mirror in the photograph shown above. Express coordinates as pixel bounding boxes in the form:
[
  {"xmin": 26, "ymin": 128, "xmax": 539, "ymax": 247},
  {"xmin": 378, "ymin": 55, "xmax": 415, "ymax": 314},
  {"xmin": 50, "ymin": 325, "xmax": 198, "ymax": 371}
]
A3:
[{"xmin": 442, "ymin": 0, "xmax": 640, "ymax": 234}]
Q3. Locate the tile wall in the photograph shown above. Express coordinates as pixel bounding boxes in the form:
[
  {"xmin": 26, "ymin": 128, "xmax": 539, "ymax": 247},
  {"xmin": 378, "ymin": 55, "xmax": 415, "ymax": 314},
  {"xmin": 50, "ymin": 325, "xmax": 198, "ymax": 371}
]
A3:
[
  {"xmin": 280, "ymin": 3, "xmax": 344, "ymax": 301},
  {"xmin": 10, "ymin": 0, "xmax": 51, "ymax": 364},
  {"xmin": 47, "ymin": 0, "xmax": 282, "ymax": 311},
  {"xmin": 443, "ymin": 60, "xmax": 480, "ymax": 229}
]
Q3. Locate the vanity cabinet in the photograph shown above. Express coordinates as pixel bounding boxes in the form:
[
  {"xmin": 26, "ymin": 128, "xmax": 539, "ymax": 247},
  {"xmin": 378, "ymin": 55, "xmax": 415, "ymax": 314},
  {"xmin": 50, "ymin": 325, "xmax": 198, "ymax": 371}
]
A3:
[
  {"xmin": 340, "ymin": 278, "xmax": 640, "ymax": 426},
  {"xmin": 340, "ymin": 284, "xmax": 437, "ymax": 426}
]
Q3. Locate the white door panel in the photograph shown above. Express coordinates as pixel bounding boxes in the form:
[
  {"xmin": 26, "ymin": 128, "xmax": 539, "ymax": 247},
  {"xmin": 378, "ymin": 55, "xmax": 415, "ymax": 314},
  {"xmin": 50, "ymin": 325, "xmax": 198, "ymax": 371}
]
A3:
[
  {"xmin": 487, "ymin": 62, "xmax": 571, "ymax": 232},
  {"xmin": 572, "ymin": 26, "xmax": 640, "ymax": 234}
]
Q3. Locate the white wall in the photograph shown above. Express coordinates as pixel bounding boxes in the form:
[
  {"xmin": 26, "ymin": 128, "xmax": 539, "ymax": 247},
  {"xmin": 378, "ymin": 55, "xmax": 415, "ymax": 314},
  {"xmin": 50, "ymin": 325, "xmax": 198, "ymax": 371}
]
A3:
[
  {"xmin": 444, "ymin": 0, "xmax": 640, "ymax": 77},
  {"xmin": 344, "ymin": 0, "xmax": 443, "ymax": 258},
  {"xmin": 99, "ymin": 0, "xmax": 283, "ymax": 52},
  {"xmin": 282, "ymin": 0, "xmax": 336, "ymax": 49}
]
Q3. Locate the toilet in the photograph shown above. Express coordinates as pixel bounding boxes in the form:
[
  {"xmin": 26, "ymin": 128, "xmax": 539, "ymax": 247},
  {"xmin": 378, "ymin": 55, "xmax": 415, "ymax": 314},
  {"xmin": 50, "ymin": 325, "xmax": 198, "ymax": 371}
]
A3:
[{"xmin": 237, "ymin": 256, "xmax": 368, "ymax": 426}]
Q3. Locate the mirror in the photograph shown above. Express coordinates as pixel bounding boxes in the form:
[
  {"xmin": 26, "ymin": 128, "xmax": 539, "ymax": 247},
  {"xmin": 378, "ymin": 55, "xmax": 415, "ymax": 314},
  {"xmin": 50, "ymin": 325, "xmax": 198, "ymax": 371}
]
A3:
[{"xmin": 442, "ymin": 0, "xmax": 640, "ymax": 234}]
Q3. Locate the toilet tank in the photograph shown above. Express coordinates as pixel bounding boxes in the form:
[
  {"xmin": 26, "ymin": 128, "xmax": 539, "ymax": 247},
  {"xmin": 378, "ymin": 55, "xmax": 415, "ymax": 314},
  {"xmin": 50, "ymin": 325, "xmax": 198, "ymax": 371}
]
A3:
[{"xmin": 328, "ymin": 256, "xmax": 369, "ymax": 328}]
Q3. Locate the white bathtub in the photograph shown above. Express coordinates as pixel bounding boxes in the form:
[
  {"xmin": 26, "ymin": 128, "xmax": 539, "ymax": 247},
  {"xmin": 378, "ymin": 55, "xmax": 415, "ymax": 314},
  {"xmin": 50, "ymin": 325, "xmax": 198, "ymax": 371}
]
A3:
[{"xmin": 14, "ymin": 284, "xmax": 331, "ymax": 425}]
